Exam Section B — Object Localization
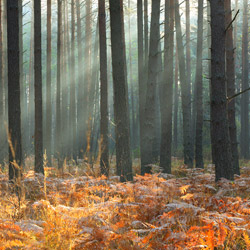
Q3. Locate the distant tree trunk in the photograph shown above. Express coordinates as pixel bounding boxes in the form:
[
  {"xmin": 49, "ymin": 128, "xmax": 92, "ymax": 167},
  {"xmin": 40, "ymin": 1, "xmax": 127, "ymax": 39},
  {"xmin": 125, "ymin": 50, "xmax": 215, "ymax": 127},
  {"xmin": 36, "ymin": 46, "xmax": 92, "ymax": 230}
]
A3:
[
  {"xmin": 142, "ymin": 0, "xmax": 160, "ymax": 174},
  {"xmin": 144, "ymin": 0, "xmax": 148, "ymax": 61},
  {"xmin": 83, "ymin": 0, "xmax": 92, "ymax": 158},
  {"xmin": 56, "ymin": 0, "xmax": 62, "ymax": 169},
  {"xmin": 195, "ymin": 0, "xmax": 204, "ymax": 169},
  {"xmin": 46, "ymin": 0, "xmax": 52, "ymax": 165},
  {"xmin": 225, "ymin": 0, "xmax": 240, "ymax": 175},
  {"xmin": 109, "ymin": 0, "xmax": 133, "ymax": 182},
  {"xmin": 70, "ymin": 0, "xmax": 77, "ymax": 160},
  {"xmin": 233, "ymin": 0, "xmax": 238, "ymax": 63},
  {"xmin": 61, "ymin": 0, "xmax": 67, "ymax": 161},
  {"xmin": 88, "ymin": 25, "xmax": 99, "ymax": 160},
  {"xmin": 19, "ymin": 0, "xmax": 25, "ymax": 165},
  {"xmin": 7, "ymin": 0, "xmax": 22, "ymax": 181},
  {"xmin": 99, "ymin": 0, "xmax": 109, "ymax": 176},
  {"xmin": 210, "ymin": 0, "xmax": 233, "ymax": 181},
  {"xmin": 128, "ymin": 0, "xmax": 136, "ymax": 154},
  {"xmin": 34, "ymin": 0, "xmax": 44, "ymax": 174},
  {"xmin": 76, "ymin": 0, "xmax": 84, "ymax": 159},
  {"xmin": 28, "ymin": 2, "xmax": 34, "ymax": 157},
  {"xmin": 240, "ymin": 0, "xmax": 249, "ymax": 159},
  {"xmin": 137, "ymin": 0, "xmax": 147, "ymax": 173},
  {"xmin": 160, "ymin": 0, "xmax": 174, "ymax": 173},
  {"xmin": 173, "ymin": 46, "xmax": 179, "ymax": 154},
  {"xmin": 175, "ymin": 0, "xmax": 193, "ymax": 167}
]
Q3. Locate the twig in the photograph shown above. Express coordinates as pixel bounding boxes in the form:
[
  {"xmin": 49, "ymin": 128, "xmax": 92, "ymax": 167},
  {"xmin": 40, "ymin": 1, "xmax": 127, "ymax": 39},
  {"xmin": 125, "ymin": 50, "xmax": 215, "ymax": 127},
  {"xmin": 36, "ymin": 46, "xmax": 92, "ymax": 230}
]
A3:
[
  {"xmin": 225, "ymin": 10, "xmax": 240, "ymax": 33},
  {"xmin": 227, "ymin": 87, "xmax": 250, "ymax": 102}
]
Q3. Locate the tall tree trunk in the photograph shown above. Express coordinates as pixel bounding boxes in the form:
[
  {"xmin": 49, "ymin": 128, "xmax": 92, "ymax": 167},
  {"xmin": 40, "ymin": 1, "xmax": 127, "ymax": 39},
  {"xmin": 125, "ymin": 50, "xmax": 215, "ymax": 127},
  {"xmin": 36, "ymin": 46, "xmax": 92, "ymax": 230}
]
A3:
[
  {"xmin": 144, "ymin": 0, "xmax": 148, "ymax": 60},
  {"xmin": 99, "ymin": 0, "xmax": 109, "ymax": 176},
  {"xmin": 7, "ymin": 0, "xmax": 22, "ymax": 181},
  {"xmin": 70, "ymin": 0, "xmax": 77, "ymax": 160},
  {"xmin": 142, "ymin": 0, "xmax": 160, "ymax": 174},
  {"xmin": 34, "ymin": 0, "xmax": 44, "ymax": 174},
  {"xmin": 76, "ymin": 0, "xmax": 83, "ymax": 159},
  {"xmin": 109, "ymin": 0, "xmax": 133, "ymax": 182},
  {"xmin": 195, "ymin": 0, "xmax": 204, "ymax": 169},
  {"xmin": 175, "ymin": 0, "xmax": 193, "ymax": 167},
  {"xmin": 240, "ymin": 0, "xmax": 249, "ymax": 159},
  {"xmin": 83, "ymin": 0, "xmax": 92, "ymax": 158},
  {"xmin": 56, "ymin": 0, "xmax": 62, "ymax": 169},
  {"xmin": 19, "ymin": 0, "xmax": 25, "ymax": 165},
  {"xmin": 28, "ymin": 2, "xmax": 34, "ymax": 157},
  {"xmin": 137, "ymin": 0, "xmax": 147, "ymax": 174},
  {"xmin": 210, "ymin": 0, "xmax": 233, "ymax": 181},
  {"xmin": 88, "ymin": 25, "xmax": 99, "ymax": 160},
  {"xmin": 160, "ymin": 0, "xmax": 174, "ymax": 173},
  {"xmin": 46, "ymin": 0, "xmax": 52, "ymax": 165},
  {"xmin": 173, "ymin": 46, "xmax": 179, "ymax": 154},
  {"xmin": 225, "ymin": 0, "xmax": 240, "ymax": 175},
  {"xmin": 128, "ymin": 0, "xmax": 136, "ymax": 154}
]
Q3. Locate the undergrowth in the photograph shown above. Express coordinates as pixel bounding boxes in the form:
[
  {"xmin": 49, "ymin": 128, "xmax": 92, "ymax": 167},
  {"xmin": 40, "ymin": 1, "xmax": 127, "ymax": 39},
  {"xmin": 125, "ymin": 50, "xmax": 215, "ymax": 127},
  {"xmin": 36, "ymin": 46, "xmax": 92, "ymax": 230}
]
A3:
[{"xmin": 0, "ymin": 159, "xmax": 250, "ymax": 249}]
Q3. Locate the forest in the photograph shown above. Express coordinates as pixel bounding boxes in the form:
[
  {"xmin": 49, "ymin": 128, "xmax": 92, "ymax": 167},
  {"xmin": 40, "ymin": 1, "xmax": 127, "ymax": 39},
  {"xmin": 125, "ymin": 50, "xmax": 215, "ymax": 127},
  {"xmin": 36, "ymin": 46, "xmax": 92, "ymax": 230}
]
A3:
[{"xmin": 0, "ymin": 0, "xmax": 250, "ymax": 249}]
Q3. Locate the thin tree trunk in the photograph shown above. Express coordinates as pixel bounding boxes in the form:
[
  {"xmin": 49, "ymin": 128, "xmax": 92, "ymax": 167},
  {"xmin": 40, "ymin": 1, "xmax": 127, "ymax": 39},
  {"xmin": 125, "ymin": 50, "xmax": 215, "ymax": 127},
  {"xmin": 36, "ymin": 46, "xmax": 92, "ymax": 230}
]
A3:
[
  {"xmin": 70, "ymin": 0, "xmax": 77, "ymax": 160},
  {"xmin": 109, "ymin": 0, "xmax": 133, "ymax": 182},
  {"xmin": 144, "ymin": 0, "xmax": 148, "ymax": 60},
  {"xmin": 46, "ymin": 0, "xmax": 52, "ymax": 165},
  {"xmin": 175, "ymin": 0, "xmax": 193, "ymax": 167},
  {"xmin": 160, "ymin": 0, "xmax": 174, "ymax": 173},
  {"xmin": 137, "ymin": 0, "xmax": 147, "ymax": 174},
  {"xmin": 195, "ymin": 0, "xmax": 204, "ymax": 168},
  {"xmin": 128, "ymin": 0, "xmax": 136, "ymax": 154},
  {"xmin": 0, "ymin": 0, "xmax": 5, "ymax": 165},
  {"xmin": 56, "ymin": 0, "xmax": 62, "ymax": 169},
  {"xmin": 225, "ymin": 0, "xmax": 240, "ymax": 175},
  {"xmin": 99, "ymin": 0, "xmax": 109, "ymax": 176},
  {"xmin": 240, "ymin": 0, "xmax": 249, "ymax": 159},
  {"xmin": 7, "ymin": 0, "xmax": 22, "ymax": 181},
  {"xmin": 34, "ymin": 0, "xmax": 44, "ymax": 174},
  {"xmin": 173, "ymin": 46, "xmax": 179, "ymax": 154},
  {"xmin": 28, "ymin": 2, "xmax": 34, "ymax": 157},
  {"xmin": 75, "ymin": 0, "xmax": 83, "ymax": 160},
  {"xmin": 83, "ymin": 0, "xmax": 92, "ymax": 158},
  {"xmin": 142, "ymin": 0, "xmax": 160, "ymax": 174},
  {"xmin": 210, "ymin": 0, "xmax": 233, "ymax": 181}
]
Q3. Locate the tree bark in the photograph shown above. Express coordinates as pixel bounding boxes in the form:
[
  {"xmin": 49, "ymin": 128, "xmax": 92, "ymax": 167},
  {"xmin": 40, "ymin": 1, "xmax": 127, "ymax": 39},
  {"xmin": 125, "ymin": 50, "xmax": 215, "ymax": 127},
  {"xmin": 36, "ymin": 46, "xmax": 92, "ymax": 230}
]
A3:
[
  {"xmin": 195, "ymin": 0, "xmax": 204, "ymax": 169},
  {"xmin": 34, "ymin": 0, "xmax": 44, "ymax": 174},
  {"xmin": 175, "ymin": 0, "xmax": 193, "ymax": 167},
  {"xmin": 99, "ymin": 0, "xmax": 109, "ymax": 176},
  {"xmin": 225, "ymin": 0, "xmax": 240, "ymax": 175},
  {"xmin": 7, "ymin": 0, "xmax": 22, "ymax": 181},
  {"xmin": 142, "ymin": 0, "xmax": 160, "ymax": 174},
  {"xmin": 210, "ymin": 0, "xmax": 234, "ymax": 181},
  {"xmin": 160, "ymin": 0, "xmax": 174, "ymax": 173},
  {"xmin": 109, "ymin": 0, "xmax": 133, "ymax": 182}
]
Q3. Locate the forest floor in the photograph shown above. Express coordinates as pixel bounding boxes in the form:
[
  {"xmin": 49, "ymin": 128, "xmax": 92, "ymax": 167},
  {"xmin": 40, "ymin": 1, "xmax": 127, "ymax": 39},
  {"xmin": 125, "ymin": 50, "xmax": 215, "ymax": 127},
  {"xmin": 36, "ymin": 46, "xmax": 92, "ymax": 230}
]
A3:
[{"xmin": 1, "ymin": 159, "xmax": 250, "ymax": 249}]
